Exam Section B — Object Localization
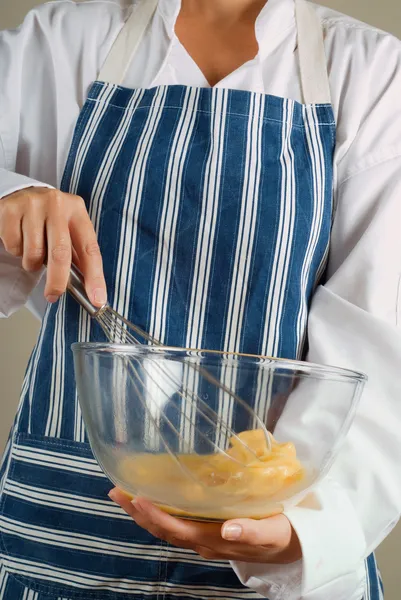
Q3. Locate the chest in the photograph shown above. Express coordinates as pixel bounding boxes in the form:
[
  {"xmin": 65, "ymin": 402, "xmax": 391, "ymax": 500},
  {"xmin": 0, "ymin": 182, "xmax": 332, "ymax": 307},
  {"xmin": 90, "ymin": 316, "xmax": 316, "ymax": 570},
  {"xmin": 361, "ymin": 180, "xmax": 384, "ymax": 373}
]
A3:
[{"xmin": 174, "ymin": 12, "xmax": 261, "ymax": 86}]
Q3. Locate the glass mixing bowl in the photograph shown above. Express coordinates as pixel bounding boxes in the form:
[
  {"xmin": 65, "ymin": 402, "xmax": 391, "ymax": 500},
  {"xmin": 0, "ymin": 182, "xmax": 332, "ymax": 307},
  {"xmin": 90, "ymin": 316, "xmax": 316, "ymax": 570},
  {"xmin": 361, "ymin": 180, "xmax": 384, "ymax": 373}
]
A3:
[{"xmin": 72, "ymin": 344, "xmax": 366, "ymax": 521}]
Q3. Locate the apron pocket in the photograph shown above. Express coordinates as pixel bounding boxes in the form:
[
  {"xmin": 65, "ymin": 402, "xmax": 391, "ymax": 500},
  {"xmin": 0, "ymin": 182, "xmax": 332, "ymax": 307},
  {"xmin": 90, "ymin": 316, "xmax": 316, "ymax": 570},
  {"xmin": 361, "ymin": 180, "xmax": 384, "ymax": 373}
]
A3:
[{"xmin": 0, "ymin": 433, "xmax": 163, "ymax": 599}]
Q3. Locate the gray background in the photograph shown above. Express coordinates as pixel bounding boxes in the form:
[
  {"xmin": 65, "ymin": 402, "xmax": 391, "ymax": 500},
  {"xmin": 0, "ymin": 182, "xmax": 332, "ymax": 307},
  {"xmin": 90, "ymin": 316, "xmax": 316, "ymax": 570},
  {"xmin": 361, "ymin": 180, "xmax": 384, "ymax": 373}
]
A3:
[{"xmin": 0, "ymin": 0, "xmax": 400, "ymax": 596}]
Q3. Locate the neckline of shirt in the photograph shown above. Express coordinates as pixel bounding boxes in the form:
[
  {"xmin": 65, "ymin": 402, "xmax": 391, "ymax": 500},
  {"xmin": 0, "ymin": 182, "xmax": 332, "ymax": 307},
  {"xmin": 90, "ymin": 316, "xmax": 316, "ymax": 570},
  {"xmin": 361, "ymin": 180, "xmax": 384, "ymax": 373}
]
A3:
[{"xmin": 156, "ymin": 0, "xmax": 297, "ymax": 60}]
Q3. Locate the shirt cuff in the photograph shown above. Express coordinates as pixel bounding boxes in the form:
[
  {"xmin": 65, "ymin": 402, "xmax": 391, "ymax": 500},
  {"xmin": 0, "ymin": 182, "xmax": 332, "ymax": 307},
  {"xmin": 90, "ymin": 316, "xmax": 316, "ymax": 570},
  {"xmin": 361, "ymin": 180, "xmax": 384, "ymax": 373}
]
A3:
[
  {"xmin": 230, "ymin": 477, "xmax": 367, "ymax": 600},
  {"xmin": 0, "ymin": 168, "xmax": 54, "ymax": 199}
]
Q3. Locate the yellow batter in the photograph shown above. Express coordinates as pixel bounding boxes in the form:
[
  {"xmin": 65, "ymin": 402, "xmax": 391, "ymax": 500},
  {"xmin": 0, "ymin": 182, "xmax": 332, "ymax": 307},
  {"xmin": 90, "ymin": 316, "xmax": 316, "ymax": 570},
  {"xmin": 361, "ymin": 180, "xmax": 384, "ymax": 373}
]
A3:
[{"xmin": 118, "ymin": 429, "xmax": 305, "ymax": 520}]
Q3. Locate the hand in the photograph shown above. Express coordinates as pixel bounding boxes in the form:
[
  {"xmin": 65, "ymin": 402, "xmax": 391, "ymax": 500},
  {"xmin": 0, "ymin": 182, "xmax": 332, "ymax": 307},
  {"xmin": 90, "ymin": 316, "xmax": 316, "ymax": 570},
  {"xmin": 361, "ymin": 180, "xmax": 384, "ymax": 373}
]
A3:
[
  {"xmin": 0, "ymin": 187, "xmax": 106, "ymax": 306},
  {"xmin": 109, "ymin": 488, "xmax": 302, "ymax": 564}
]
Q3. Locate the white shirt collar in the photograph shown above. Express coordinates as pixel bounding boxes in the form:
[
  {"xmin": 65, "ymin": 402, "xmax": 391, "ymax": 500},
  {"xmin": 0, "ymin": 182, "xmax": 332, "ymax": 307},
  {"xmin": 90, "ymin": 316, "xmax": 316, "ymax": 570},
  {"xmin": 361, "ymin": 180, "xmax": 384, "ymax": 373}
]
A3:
[{"xmin": 157, "ymin": 0, "xmax": 296, "ymax": 59}]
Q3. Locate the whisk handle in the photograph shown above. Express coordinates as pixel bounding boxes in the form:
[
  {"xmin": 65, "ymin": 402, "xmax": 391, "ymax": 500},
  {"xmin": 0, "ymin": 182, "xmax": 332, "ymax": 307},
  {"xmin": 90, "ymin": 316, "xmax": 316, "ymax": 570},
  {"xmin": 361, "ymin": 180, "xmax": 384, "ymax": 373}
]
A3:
[{"xmin": 67, "ymin": 263, "xmax": 107, "ymax": 317}]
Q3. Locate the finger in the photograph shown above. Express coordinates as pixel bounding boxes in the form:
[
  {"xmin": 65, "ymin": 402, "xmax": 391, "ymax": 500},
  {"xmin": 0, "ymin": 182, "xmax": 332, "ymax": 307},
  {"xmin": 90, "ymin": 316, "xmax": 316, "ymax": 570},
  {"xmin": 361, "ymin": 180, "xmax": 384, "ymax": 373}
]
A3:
[
  {"xmin": 45, "ymin": 216, "xmax": 72, "ymax": 303},
  {"xmin": 193, "ymin": 544, "xmax": 264, "ymax": 562},
  {"xmin": 108, "ymin": 489, "xmax": 138, "ymax": 519},
  {"xmin": 0, "ymin": 211, "xmax": 23, "ymax": 257},
  {"xmin": 69, "ymin": 209, "xmax": 106, "ymax": 307},
  {"xmin": 133, "ymin": 498, "xmax": 223, "ymax": 545},
  {"xmin": 221, "ymin": 514, "xmax": 302, "ymax": 563},
  {"xmin": 108, "ymin": 490, "xmax": 174, "ymax": 543},
  {"xmin": 71, "ymin": 246, "xmax": 82, "ymax": 271},
  {"xmin": 109, "ymin": 491, "xmax": 221, "ymax": 547},
  {"xmin": 21, "ymin": 213, "xmax": 46, "ymax": 272},
  {"xmin": 221, "ymin": 515, "xmax": 292, "ymax": 548},
  {"xmin": 109, "ymin": 491, "xmax": 190, "ymax": 540},
  {"xmin": 194, "ymin": 546, "xmax": 275, "ymax": 563},
  {"xmin": 194, "ymin": 545, "xmax": 227, "ymax": 561},
  {"xmin": 194, "ymin": 537, "xmax": 298, "ymax": 564}
]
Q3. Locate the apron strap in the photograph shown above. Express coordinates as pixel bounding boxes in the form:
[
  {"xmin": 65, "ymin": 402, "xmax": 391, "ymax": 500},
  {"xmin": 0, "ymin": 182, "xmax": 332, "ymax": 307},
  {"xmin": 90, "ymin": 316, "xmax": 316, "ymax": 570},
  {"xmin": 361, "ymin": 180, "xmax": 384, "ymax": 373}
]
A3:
[
  {"xmin": 98, "ymin": 0, "xmax": 331, "ymax": 105},
  {"xmin": 98, "ymin": 0, "xmax": 159, "ymax": 85},
  {"xmin": 295, "ymin": 0, "xmax": 332, "ymax": 104}
]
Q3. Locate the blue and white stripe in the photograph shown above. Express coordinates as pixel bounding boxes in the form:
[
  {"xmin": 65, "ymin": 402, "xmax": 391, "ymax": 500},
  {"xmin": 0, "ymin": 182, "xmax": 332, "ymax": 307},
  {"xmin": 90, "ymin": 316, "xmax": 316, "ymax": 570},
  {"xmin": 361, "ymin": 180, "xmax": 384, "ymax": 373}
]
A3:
[
  {"xmin": 181, "ymin": 88, "xmax": 228, "ymax": 450},
  {"xmin": 217, "ymin": 92, "xmax": 265, "ymax": 448},
  {"xmin": 146, "ymin": 87, "xmax": 200, "ymax": 448},
  {"xmin": 149, "ymin": 86, "xmax": 201, "ymax": 345},
  {"xmin": 252, "ymin": 99, "xmax": 296, "ymax": 425}
]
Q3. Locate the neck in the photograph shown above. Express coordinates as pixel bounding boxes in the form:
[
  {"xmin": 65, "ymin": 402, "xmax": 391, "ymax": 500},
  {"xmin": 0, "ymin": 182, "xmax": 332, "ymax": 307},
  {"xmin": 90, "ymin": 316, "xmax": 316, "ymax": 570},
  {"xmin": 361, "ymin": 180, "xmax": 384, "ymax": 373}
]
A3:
[{"xmin": 180, "ymin": 0, "xmax": 267, "ymax": 23}]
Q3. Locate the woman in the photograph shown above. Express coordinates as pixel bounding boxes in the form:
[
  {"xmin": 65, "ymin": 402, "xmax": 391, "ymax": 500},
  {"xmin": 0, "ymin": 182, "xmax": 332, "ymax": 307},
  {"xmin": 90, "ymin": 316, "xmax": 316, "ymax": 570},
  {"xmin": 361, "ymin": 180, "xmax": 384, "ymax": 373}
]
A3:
[{"xmin": 0, "ymin": 0, "xmax": 400, "ymax": 598}]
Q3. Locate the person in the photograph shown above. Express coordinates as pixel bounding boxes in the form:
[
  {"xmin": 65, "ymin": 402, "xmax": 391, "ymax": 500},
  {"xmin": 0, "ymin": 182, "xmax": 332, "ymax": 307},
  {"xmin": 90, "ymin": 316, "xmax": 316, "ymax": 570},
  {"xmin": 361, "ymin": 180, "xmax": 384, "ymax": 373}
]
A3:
[{"xmin": 0, "ymin": 0, "xmax": 400, "ymax": 598}]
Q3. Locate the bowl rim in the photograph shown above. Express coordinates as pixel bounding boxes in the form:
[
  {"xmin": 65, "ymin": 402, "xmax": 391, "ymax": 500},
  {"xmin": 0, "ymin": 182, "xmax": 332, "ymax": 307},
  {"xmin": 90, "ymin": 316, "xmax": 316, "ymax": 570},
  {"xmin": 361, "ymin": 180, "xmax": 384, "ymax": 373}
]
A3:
[{"xmin": 71, "ymin": 342, "xmax": 367, "ymax": 383}]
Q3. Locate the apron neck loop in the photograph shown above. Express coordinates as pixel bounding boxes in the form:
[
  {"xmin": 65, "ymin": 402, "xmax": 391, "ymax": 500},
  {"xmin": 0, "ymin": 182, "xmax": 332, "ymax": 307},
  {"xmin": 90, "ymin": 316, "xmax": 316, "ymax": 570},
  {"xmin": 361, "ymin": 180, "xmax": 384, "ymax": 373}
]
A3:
[
  {"xmin": 98, "ymin": 0, "xmax": 159, "ymax": 86},
  {"xmin": 295, "ymin": 0, "xmax": 332, "ymax": 104}
]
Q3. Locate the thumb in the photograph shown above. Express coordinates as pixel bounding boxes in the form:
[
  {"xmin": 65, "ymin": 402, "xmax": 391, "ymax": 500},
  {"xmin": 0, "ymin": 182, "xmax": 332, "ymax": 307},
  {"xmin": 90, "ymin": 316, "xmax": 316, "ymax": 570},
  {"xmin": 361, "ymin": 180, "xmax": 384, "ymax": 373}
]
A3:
[{"xmin": 221, "ymin": 514, "xmax": 293, "ymax": 547}]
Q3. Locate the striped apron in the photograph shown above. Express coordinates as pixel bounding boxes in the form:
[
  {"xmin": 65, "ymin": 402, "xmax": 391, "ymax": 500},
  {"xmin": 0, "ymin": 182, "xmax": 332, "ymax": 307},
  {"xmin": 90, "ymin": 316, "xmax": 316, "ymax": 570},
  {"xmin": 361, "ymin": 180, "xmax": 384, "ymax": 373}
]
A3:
[{"xmin": 0, "ymin": 0, "xmax": 383, "ymax": 598}]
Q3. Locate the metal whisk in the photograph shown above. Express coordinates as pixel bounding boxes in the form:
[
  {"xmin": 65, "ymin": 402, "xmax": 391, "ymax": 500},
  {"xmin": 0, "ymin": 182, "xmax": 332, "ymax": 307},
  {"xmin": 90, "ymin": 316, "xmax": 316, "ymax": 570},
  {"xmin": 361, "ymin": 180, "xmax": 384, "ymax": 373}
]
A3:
[
  {"xmin": 68, "ymin": 264, "xmax": 158, "ymax": 346},
  {"xmin": 68, "ymin": 264, "xmax": 271, "ymax": 459}
]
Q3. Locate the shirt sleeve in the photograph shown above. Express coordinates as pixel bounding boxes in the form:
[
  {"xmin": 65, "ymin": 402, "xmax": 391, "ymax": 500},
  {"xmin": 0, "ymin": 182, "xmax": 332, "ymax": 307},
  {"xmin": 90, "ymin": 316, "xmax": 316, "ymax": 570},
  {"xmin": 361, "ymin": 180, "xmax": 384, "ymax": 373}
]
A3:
[
  {"xmin": 0, "ymin": 8, "xmax": 62, "ymax": 317},
  {"xmin": 231, "ymin": 153, "xmax": 401, "ymax": 600},
  {"xmin": 231, "ymin": 25, "xmax": 401, "ymax": 600}
]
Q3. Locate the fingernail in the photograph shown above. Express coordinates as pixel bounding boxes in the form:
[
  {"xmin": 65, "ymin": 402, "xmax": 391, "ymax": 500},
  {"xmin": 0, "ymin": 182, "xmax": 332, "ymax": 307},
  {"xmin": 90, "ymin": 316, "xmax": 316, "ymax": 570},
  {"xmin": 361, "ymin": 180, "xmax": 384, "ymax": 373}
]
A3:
[
  {"xmin": 93, "ymin": 288, "xmax": 107, "ymax": 306},
  {"xmin": 222, "ymin": 524, "xmax": 243, "ymax": 541},
  {"xmin": 108, "ymin": 490, "xmax": 117, "ymax": 501},
  {"xmin": 46, "ymin": 295, "xmax": 59, "ymax": 304}
]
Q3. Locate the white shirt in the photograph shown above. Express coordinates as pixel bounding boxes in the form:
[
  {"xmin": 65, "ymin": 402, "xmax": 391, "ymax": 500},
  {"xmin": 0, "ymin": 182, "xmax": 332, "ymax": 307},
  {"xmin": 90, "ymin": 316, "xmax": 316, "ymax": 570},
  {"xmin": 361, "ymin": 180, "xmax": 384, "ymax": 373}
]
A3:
[{"xmin": 1, "ymin": 1, "xmax": 401, "ymax": 599}]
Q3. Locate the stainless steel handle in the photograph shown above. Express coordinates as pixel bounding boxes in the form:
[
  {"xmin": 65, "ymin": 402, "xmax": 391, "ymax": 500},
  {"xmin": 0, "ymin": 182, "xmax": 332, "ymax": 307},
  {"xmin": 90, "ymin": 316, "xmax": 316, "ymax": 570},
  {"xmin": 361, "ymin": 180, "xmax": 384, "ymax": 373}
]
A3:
[{"xmin": 67, "ymin": 264, "xmax": 107, "ymax": 317}]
